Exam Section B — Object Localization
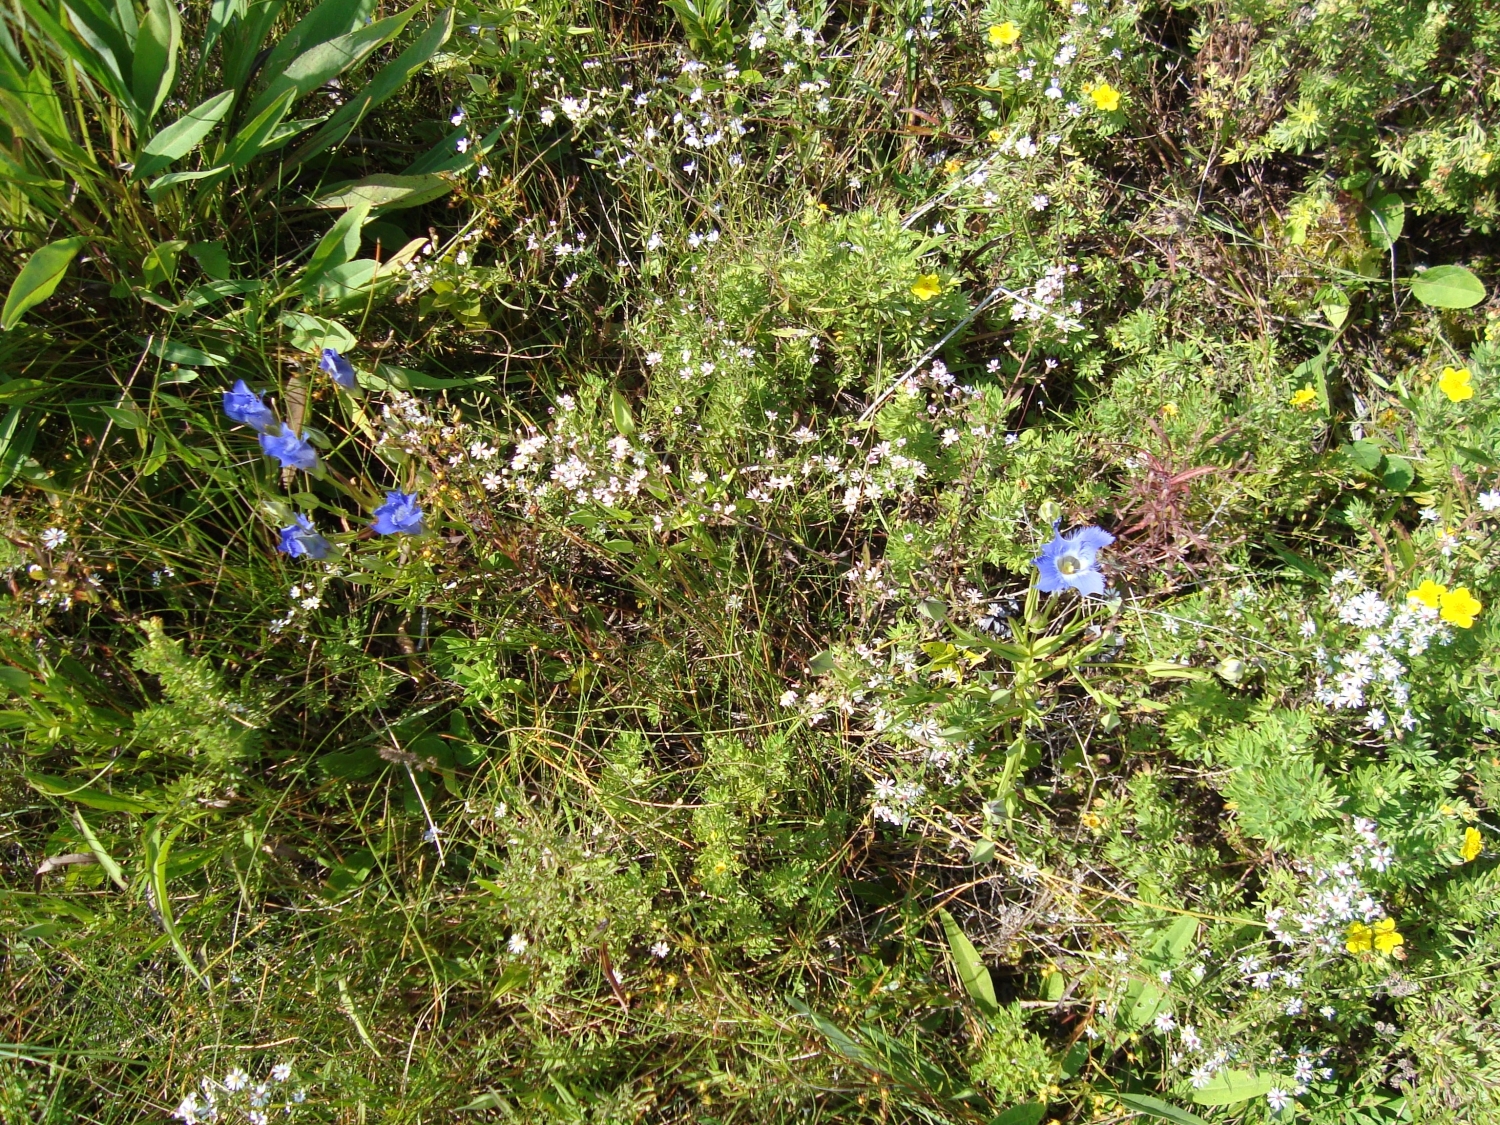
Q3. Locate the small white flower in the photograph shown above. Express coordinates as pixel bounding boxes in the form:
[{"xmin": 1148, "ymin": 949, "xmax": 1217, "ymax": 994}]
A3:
[
  {"xmin": 1419, "ymin": 507, "xmax": 1440, "ymax": 522},
  {"xmin": 450, "ymin": 108, "xmax": 465, "ymax": 126},
  {"xmin": 41, "ymin": 527, "xmax": 67, "ymax": 549},
  {"xmin": 455, "ymin": 136, "xmax": 470, "ymax": 153},
  {"xmin": 650, "ymin": 940, "xmax": 670, "ymax": 958},
  {"xmin": 508, "ymin": 933, "xmax": 528, "ymax": 955},
  {"xmin": 224, "ymin": 1068, "xmax": 249, "ymax": 1092},
  {"xmin": 779, "ymin": 689, "xmax": 798, "ymax": 707},
  {"xmin": 270, "ymin": 1062, "xmax": 292, "ymax": 1083},
  {"xmin": 1154, "ymin": 1010, "xmax": 1176, "ymax": 1033},
  {"xmin": 1267, "ymin": 1087, "xmax": 1293, "ymax": 1112},
  {"xmin": 1479, "ymin": 489, "xmax": 1500, "ymax": 512}
]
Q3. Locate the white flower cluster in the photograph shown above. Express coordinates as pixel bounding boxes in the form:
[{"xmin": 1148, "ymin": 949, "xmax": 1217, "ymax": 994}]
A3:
[
  {"xmin": 1313, "ymin": 574, "xmax": 1447, "ymax": 732},
  {"xmin": 872, "ymin": 777, "xmax": 925, "ymax": 827},
  {"xmin": 1264, "ymin": 850, "xmax": 1392, "ymax": 956},
  {"xmin": 173, "ymin": 1062, "xmax": 305, "ymax": 1125}
]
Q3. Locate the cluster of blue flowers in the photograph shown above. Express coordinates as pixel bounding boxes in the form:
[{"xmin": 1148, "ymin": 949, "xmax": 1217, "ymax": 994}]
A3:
[{"xmin": 220, "ymin": 348, "xmax": 423, "ymax": 561}]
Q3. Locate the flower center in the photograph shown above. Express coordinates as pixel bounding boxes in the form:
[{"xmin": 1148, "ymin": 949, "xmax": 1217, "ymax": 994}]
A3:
[{"xmin": 1057, "ymin": 552, "xmax": 1084, "ymax": 576}]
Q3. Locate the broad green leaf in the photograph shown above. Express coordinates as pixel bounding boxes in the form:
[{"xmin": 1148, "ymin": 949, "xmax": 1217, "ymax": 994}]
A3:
[
  {"xmin": 1382, "ymin": 455, "xmax": 1415, "ymax": 492},
  {"xmin": 220, "ymin": 0, "xmax": 287, "ymax": 92},
  {"xmin": 25, "ymin": 772, "xmax": 160, "ymax": 813},
  {"xmin": 256, "ymin": 0, "xmax": 375, "ymax": 94},
  {"xmin": 310, "ymin": 258, "xmax": 381, "ymax": 304},
  {"xmin": 97, "ymin": 403, "xmax": 147, "ymax": 429},
  {"xmin": 939, "ymin": 908, "xmax": 997, "ymax": 1014},
  {"xmin": 288, "ymin": 9, "xmax": 453, "ymax": 166},
  {"xmin": 187, "ymin": 241, "xmax": 231, "ymax": 280},
  {"xmin": 52, "ymin": 0, "xmax": 134, "ymax": 98},
  {"xmin": 1152, "ymin": 914, "xmax": 1198, "ymax": 965},
  {"xmin": 141, "ymin": 239, "xmax": 187, "ymax": 289},
  {"xmin": 0, "ymin": 379, "xmax": 49, "ymax": 405},
  {"xmin": 1142, "ymin": 660, "xmax": 1209, "ymax": 681},
  {"xmin": 281, "ymin": 311, "xmax": 356, "ymax": 352},
  {"xmin": 1409, "ymin": 265, "xmax": 1486, "ymax": 309},
  {"xmin": 1363, "ymin": 192, "xmax": 1404, "ymax": 251},
  {"xmin": 136, "ymin": 337, "xmax": 228, "ymax": 366},
  {"xmin": 2, "ymin": 235, "xmax": 88, "ymax": 330},
  {"xmin": 134, "ymin": 88, "xmax": 234, "ymax": 179},
  {"xmin": 611, "ymin": 389, "xmax": 637, "ymax": 435},
  {"xmin": 1126, "ymin": 980, "xmax": 1167, "ymax": 1028},
  {"xmin": 313, "ymin": 172, "xmax": 454, "ymax": 212},
  {"xmin": 217, "ymin": 87, "xmax": 297, "ymax": 171},
  {"xmin": 1348, "ymin": 439, "xmax": 1384, "ymax": 473},
  {"xmin": 989, "ymin": 1104, "xmax": 1044, "ymax": 1125},
  {"xmin": 300, "ymin": 199, "xmax": 371, "ymax": 289},
  {"xmin": 1190, "ymin": 1069, "xmax": 1281, "ymax": 1107},
  {"xmin": 1115, "ymin": 1093, "xmax": 1210, "ymax": 1125},
  {"xmin": 131, "ymin": 0, "xmax": 181, "ymax": 126},
  {"xmin": 0, "ymin": 408, "xmax": 39, "ymax": 488},
  {"xmin": 241, "ymin": 5, "xmax": 415, "ymax": 125}
]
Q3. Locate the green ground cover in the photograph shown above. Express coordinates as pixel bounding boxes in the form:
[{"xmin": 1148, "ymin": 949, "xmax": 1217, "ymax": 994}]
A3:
[{"xmin": 3, "ymin": 0, "xmax": 1500, "ymax": 1121}]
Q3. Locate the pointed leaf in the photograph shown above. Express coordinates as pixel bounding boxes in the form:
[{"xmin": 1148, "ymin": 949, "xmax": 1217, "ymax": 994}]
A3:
[
  {"xmin": 134, "ymin": 88, "xmax": 234, "ymax": 179},
  {"xmin": 287, "ymin": 8, "xmax": 452, "ymax": 166},
  {"xmin": 217, "ymin": 87, "xmax": 297, "ymax": 171},
  {"xmin": 1363, "ymin": 193, "xmax": 1404, "ymax": 251},
  {"xmin": 1190, "ymin": 1069, "xmax": 1281, "ymax": 1107},
  {"xmin": 256, "ymin": 0, "xmax": 375, "ymax": 93},
  {"xmin": 1409, "ymin": 265, "xmax": 1486, "ymax": 309},
  {"xmin": 312, "ymin": 172, "xmax": 453, "ymax": 212},
  {"xmin": 940, "ymin": 908, "xmax": 997, "ymax": 1014},
  {"xmin": 131, "ymin": 0, "xmax": 180, "ymax": 125},
  {"xmin": 241, "ymin": 5, "xmax": 415, "ymax": 125},
  {"xmin": 3, "ymin": 235, "xmax": 88, "ymax": 330},
  {"xmin": 300, "ymin": 200, "xmax": 371, "ymax": 289},
  {"xmin": 989, "ymin": 1104, "xmax": 1045, "ymax": 1125},
  {"xmin": 1116, "ymin": 1093, "xmax": 1210, "ymax": 1125}
]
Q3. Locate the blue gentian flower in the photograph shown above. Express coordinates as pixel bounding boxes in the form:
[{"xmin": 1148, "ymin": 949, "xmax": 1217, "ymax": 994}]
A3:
[
  {"xmin": 320, "ymin": 348, "xmax": 358, "ymax": 389},
  {"xmin": 277, "ymin": 514, "xmax": 332, "ymax": 559},
  {"xmin": 258, "ymin": 424, "xmax": 319, "ymax": 472},
  {"xmin": 372, "ymin": 490, "xmax": 424, "ymax": 536},
  {"xmin": 222, "ymin": 379, "xmax": 277, "ymax": 432},
  {"xmin": 1033, "ymin": 523, "xmax": 1114, "ymax": 597}
]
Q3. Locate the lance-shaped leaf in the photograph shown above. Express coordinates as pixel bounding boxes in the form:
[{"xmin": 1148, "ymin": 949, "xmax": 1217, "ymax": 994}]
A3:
[
  {"xmin": 299, "ymin": 199, "xmax": 372, "ymax": 291},
  {"xmin": 940, "ymin": 908, "xmax": 998, "ymax": 1015},
  {"xmin": 3, "ymin": 235, "xmax": 89, "ymax": 330},
  {"xmin": 134, "ymin": 88, "xmax": 234, "ymax": 179},
  {"xmin": 240, "ymin": 4, "xmax": 416, "ymax": 125},
  {"xmin": 286, "ymin": 8, "xmax": 453, "ymax": 167},
  {"xmin": 131, "ymin": 0, "xmax": 181, "ymax": 127}
]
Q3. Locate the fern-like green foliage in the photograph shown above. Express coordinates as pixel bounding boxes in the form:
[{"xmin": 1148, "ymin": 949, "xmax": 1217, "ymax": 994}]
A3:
[{"xmin": 129, "ymin": 618, "xmax": 267, "ymax": 767}]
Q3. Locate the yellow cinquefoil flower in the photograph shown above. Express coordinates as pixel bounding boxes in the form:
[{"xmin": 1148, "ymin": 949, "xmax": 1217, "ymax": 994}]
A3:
[
  {"xmin": 1439, "ymin": 586, "xmax": 1482, "ymax": 628},
  {"xmin": 1089, "ymin": 82, "xmax": 1121, "ymax": 111},
  {"xmin": 911, "ymin": 274, "xmax": 942, "ymax": 301},
  {"xmin": 1407, "ymin": 579, "xmax": 1447, "ymax": 609},
  {"xmin": 1462, "ymin": 826, "xmax": 1483, "ymax": 863},
  {"xmin": 1290, "ymin": 387, "xmax": 1317, "ymax": 409},
  {"xmin": 1438, "ymin": 365, "xmax": 1474, "ymax": 402},
  {"xmin": 989, "ymin": 21, "xmax": 1020, "ymax": 46},
  {"xmin": 1346, "ymin": 917, "xmax": 1403, "ymax": 955}
]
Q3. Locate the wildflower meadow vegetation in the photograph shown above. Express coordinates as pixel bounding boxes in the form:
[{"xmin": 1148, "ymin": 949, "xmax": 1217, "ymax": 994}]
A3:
[{"xmin": 6, "ymin": 0, "xmax": 1500, "ymax": 1121}]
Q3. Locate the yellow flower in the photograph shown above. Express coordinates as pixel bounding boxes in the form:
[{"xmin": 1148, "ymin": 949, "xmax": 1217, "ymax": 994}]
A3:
[
  {"xmin": 1290, "ymin": 386, "xmax": 1317, "ymax": 409},
  {"xmin": 943, "ymin": 158, "xmax": 963, "ymax": 176},
  {"xmin": 989, "ymin": 21, "xmax": 1021, "ymax": 46},
  {"xmin": 1346, "ymin": 917, "xmax": 1403, "ymax": 956},
  {"xmin": 987, "ymin": 128, "xmax": 1004, "ymax": 143},
  {"xmin": 1089, "ymin": 82, "xmax": 1121, "ymax": 112},
  {"xmin": 911, "ymin": 274, "xmax": 942, "ymax": 301},
  {"xmin": 1160, "ymin": 402, "xmax": 1179, "ymax": 418},
  {"xmin": 1407, "ymin": 579, "xmax": 1447, "ymax": 609},
  {"xmin": 1438, "ymin": 365, "xmax": 1474, "ymax": 402},
  {"xmin": 1462, "ymin": 826, "xmax": 1483, "ymax": 863},
  {"xmin": 1439, "ymin": 585, "xmax": 1482, "ymax": 628}
]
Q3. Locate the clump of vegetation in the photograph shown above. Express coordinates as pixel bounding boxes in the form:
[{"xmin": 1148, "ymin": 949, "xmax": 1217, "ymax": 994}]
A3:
[{"xmin": 3, "ymin": 1, "xmax": 1500, "ymax": 1123}]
